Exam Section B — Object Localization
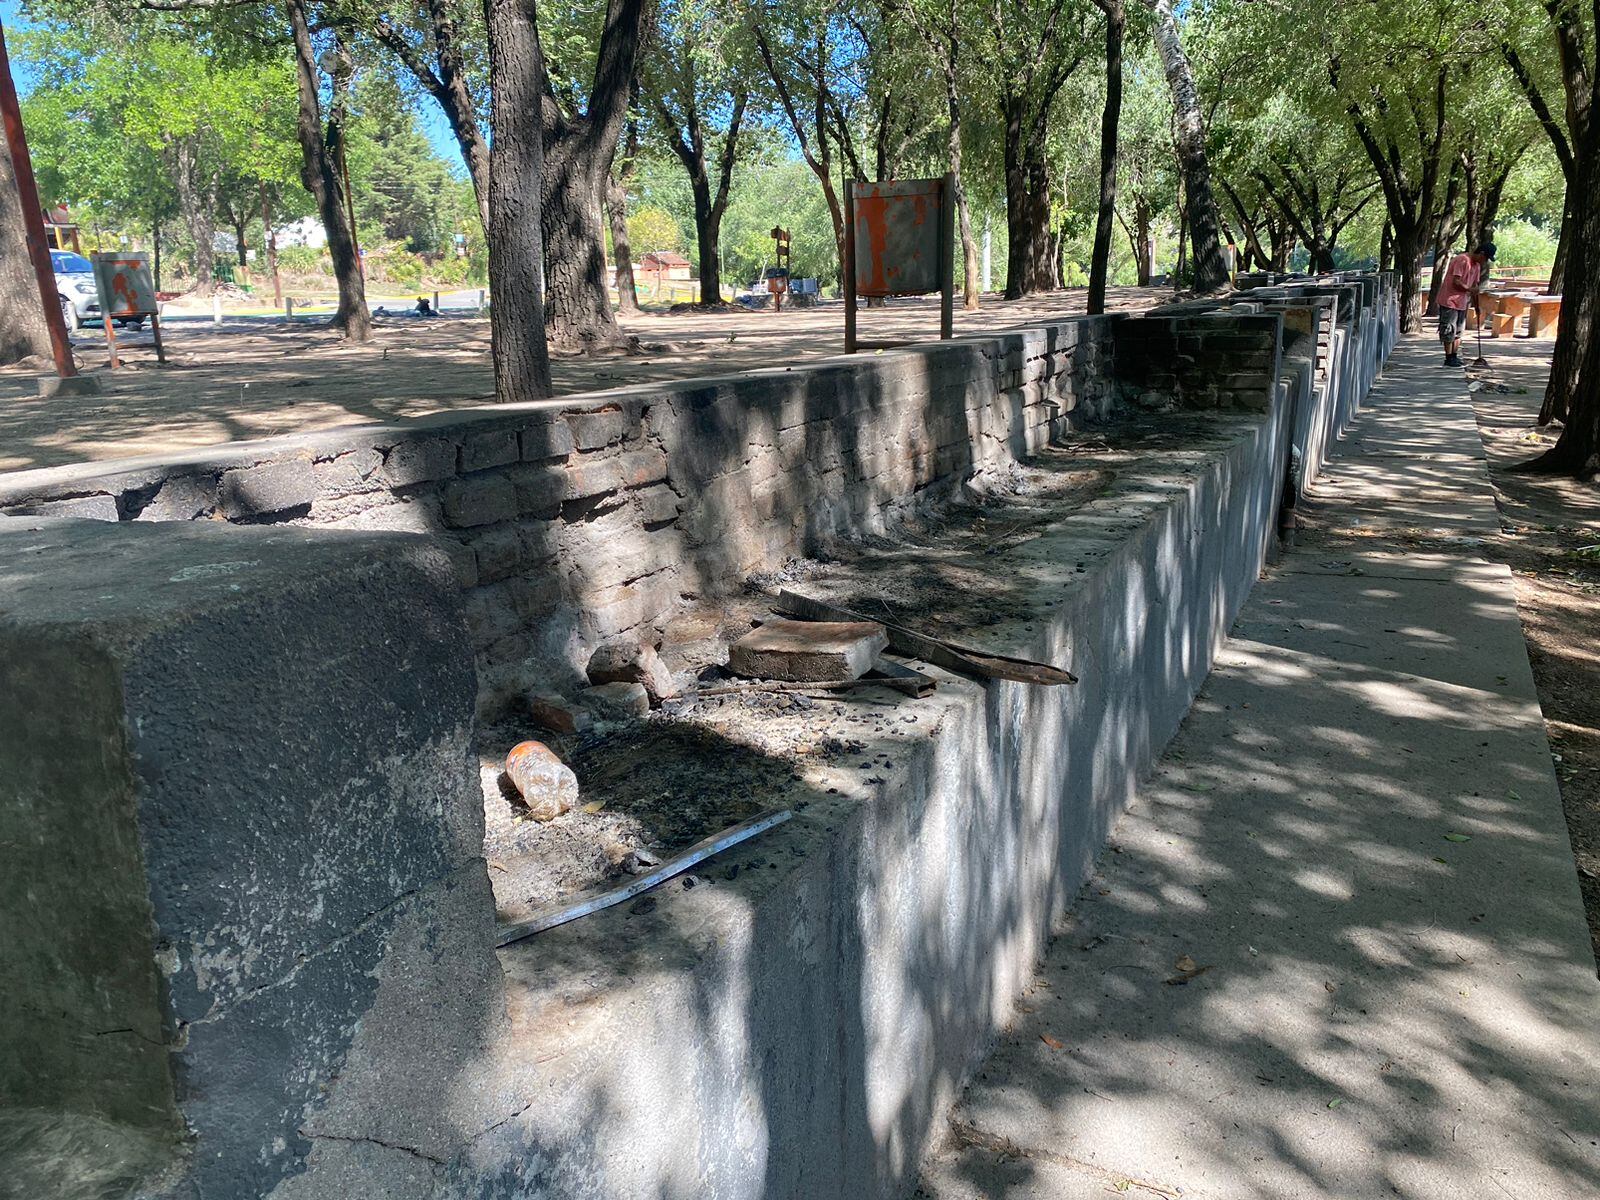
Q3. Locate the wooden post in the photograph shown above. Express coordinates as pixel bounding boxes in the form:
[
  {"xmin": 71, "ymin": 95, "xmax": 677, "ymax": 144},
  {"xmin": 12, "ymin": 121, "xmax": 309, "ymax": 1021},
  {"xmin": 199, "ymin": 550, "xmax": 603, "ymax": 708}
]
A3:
[
  {"xmin": 0, "ymin": 17, "xmax": 78, "ymax": 379},
  {"xmin": 843, "ymin": 181, "xmax": 858, "ymax": 354},
  {"xmin": 939, "ymin": 172, "xmax": 955, "ymax": 341},
  {"xmin": 102, "ymin": 312, "xmax": 121, "ymax": 370},
  {"xmin": 150, "ymin": 311, "xmax": 167, "ymax": 365}
]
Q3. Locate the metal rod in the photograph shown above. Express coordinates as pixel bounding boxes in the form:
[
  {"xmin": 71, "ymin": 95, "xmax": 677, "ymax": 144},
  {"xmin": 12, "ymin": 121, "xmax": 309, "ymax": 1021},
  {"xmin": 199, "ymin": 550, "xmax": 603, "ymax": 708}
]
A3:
[
  {"xmin": 495, "ymin": 809, "xmax": 793, "ymax": 946},
  {"xmin": 0, "ymin": 17, "xmax": 77, "ymax": 378}
]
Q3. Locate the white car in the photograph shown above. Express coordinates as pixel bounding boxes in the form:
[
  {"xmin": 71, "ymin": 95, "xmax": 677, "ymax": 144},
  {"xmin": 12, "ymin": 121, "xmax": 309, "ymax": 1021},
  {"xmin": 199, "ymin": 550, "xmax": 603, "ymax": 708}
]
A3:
[{"xmin": 51, "ymin": 249, "xmax": 145, "ymax": 332}]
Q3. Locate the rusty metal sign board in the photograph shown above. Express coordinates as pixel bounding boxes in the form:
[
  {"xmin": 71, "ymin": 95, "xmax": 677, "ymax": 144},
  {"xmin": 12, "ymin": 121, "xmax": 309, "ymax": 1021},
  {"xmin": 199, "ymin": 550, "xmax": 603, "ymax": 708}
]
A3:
[
  {"xmin": 843, "ymin": 174, "xmax": 955, "ymax": 352},
  {"xmin": 92, "ymin": 252, "xmax": 158, "ymax": 318},
  {"xmin": 852, "ymin": 179, "xmax": 945, "ymax": 298}
]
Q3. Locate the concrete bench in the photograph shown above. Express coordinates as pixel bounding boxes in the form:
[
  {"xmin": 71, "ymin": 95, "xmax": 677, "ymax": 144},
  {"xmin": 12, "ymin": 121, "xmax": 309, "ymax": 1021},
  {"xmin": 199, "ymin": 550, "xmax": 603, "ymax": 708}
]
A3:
[{"xmin": 1528, "ymin": 294, "xmax": 1563, "ymax": 338}]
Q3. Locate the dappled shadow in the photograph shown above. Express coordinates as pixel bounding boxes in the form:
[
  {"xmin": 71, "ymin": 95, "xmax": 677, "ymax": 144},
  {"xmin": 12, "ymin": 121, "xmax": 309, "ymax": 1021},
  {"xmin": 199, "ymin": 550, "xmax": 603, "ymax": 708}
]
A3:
[{"xmin": 917, "ymin": 337, "xmax": 1600, "ymax": 1200}]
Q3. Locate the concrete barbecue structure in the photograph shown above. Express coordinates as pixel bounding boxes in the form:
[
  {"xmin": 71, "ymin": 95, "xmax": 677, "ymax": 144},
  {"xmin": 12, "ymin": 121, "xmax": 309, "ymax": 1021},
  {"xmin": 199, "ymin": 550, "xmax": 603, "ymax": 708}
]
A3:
[{"xmin": 1, "ymin": 274, "xmax": 1397, "ymax": 1198}]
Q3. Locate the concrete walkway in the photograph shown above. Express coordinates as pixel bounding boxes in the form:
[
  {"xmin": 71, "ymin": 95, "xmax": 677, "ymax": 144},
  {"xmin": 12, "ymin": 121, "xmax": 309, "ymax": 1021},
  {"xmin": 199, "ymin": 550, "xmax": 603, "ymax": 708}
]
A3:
[{"xmin": 917, "ymin": 337, "xmax": 1600, "ymax": 1199}]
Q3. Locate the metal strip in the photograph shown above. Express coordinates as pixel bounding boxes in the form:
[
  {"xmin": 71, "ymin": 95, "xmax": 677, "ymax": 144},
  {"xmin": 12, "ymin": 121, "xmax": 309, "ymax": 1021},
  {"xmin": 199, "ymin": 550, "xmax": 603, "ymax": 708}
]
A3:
[{"xmin": 494, "ymin": 808, "xmax": 794, "ymax": 947}]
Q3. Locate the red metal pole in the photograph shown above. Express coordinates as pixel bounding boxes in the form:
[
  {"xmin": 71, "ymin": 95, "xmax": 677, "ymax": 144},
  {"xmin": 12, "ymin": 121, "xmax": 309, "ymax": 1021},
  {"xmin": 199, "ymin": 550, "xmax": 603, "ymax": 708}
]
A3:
[{"xmin": 0, "ymin": 17, "xmax": 77, "ymax": 378}]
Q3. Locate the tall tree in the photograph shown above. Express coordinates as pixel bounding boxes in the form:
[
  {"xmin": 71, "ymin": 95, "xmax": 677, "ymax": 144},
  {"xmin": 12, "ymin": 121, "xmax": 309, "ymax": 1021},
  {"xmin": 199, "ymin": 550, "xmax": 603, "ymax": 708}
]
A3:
[
  {"xmin": 355, "ymin": 0, "xmax": 491, "ymax": 230},
  {"xmin": 289, "ymin": 0, "xmax": 371, "ymax": 339},
  {"xmin": 643, "ymin": 0, "xmax": 750, "ymax": 306},
  {"xmin": 1141, "ymin": 0, "xmax": 1227, "ymax": 291},
  {"xmin": 1, "ymin": 66, "xmax": 52, "ymax": 365},
  {"xmin": 539, "ymin": 0, "xmax": 649, "ymax": 350},
  {"xmin": 607, "ymin": 115, "xmax": 641, "ymax": 314},
  {"xmin": 487, "ymin": 0, "xmax": 552, "ymax": 401},
  {"xmin": 981, "ymin": 0, "xmax": 1087, "ymax": 297},
  {"xmin": 1088, "ymin": 0, "xmax": 1124, "ymax": 313},
  {"xmin": 900, "ymin": 0, "xmax": 984, "ymax": 308},
  {"xmin": 1515, "ymin": 0, "xmax": 1598, "ymax": 469}
]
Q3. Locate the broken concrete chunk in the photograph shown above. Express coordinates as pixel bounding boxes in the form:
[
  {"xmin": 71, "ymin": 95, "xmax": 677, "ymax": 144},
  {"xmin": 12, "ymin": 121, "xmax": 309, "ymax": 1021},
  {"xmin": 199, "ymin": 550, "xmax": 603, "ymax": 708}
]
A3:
[
  {"xmin": 585, "ymin": 639, "xmax": 677, "ymax": 703},
  {"xmin": 728, "ymin": 618, "xmax": 889, "ymax": 682},
  {"xmin": 528, "ymin": 691, "xmax": 592, "ymax": 734},
  {"xmin": 504, "ymin": 740, "xmax": 580, "ymax": 822},
  {"xmin": 582, "ymin": 681, "xmax": 651, "ymax": 720}
]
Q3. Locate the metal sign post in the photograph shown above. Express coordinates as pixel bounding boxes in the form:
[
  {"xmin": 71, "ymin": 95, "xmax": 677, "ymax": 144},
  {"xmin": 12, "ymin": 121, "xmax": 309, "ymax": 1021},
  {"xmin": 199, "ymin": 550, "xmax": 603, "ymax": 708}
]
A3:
[
  {"xmin": 92, "ymin": 252, "xmax": 165, "ymax": 368},
  {"xmin": 843, "ymin": 174, "xmax": 955, "ymax": 353}
]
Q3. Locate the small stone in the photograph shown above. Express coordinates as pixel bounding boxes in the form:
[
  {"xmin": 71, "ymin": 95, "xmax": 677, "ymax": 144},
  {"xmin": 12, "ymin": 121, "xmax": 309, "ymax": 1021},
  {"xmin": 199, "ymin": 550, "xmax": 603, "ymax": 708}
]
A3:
[
  {"xmin": 582, "ymin": 681, "xmax": 651, "ymax": 720},
  {"xmin": 503, "ymin": 740, "xmax": 579, "ymax": 822},
  {"xmin": 528, "ymin": 691, "xmax": 592, "ymax": 734},
  {"xmin": 585, "ymin": 639, "xmax": 677, "ymax": 703}
]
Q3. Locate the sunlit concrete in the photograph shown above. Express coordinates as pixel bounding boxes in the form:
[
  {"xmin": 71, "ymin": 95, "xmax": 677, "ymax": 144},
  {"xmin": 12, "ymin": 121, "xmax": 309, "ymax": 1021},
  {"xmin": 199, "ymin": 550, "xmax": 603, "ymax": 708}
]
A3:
[{"xmin": 918, "ymin": 337, "xmax": 1600, "ymax": 1200}]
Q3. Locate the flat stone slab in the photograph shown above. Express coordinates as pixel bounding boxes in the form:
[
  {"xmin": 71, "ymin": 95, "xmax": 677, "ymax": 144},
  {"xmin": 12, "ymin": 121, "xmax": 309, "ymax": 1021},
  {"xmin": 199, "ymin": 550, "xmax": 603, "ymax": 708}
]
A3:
[
  {"xmin": 727, "ymin": 617, "xmax": 889, "ymax": 681},
  {"xmin": 918, "ymin": 337, "xmax": 1600, "ymax": 1200}
]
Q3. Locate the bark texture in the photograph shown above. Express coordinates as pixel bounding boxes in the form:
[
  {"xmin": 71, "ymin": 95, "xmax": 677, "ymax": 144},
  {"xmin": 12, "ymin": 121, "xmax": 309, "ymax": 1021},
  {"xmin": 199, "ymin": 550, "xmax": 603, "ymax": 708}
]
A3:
[
  {"xmin": 540, "ymin": 0, "xmax": 648, "ymax": 351},
  {"xmin": 0, "ymin": 126, "xmax": 51, "ymax": 365},
  {"xmin": 487, "ymin": 0, "xmax": 552, "ymax": 402},
  {"xmin": 1088, "ymin": 0, "xmax": 1124, "ymax": 316},
  {"xmin": 1143, "ymin": 0, "xmax": 1228, "ymax": 292}
]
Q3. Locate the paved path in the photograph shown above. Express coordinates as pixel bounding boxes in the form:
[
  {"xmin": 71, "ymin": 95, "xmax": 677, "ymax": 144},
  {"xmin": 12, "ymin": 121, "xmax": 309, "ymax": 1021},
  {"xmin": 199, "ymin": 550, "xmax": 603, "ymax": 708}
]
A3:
[{"xmin": 917, "ymin": 337, "xmax": 1600, "ymax": 1200}]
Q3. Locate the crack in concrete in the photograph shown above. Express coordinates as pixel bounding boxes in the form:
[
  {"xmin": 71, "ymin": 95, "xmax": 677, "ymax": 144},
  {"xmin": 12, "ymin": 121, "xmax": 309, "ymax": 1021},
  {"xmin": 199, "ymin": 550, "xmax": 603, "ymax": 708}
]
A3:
[
  {"xmin": 304, "ymin": 1130, "xmax": 447, "ymax": 1168},
  {"xmin": 946, "ymin": 1118, "xmax": 1188, "ymax": 1199}
]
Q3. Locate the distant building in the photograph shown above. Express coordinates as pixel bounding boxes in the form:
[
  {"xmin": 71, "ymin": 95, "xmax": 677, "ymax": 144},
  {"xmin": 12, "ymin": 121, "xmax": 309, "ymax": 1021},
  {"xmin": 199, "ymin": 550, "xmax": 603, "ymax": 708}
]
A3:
[{"xmin": 638, "ymin": 250, "xmax": 692, "ymax": 281}]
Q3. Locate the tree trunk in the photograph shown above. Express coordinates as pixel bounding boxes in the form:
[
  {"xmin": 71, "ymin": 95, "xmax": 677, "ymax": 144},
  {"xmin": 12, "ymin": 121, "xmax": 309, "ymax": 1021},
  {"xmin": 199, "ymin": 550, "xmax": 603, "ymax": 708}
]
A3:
[
  {"xmin": 606, "ymin": 171, "xmax": 639, "ymax": 314},
  {"xmin": 1022, "ymin": 148, "xmax": 1055, "ymax": 293},
  {"xmin": 235, "ymin": 218, "xmax": 248, "ymax": 267},
  {"xmin": 1088, "ymin": 0, "xmax": 1123, "ymax": 316},
  {"xmin": 540, "ymin": 0, "xmax": 648, "ymax": 352},
  {"xmin": 173, "ymin": 140, "xmax": 216, "ymax": 297},
  {"xmin": 260, "ymin": 182, "xmax": 283, "ymax": 307},
  {"xmin": 1002, "ymin": 97, "xmax": 1028, "ymax": 299},
  {"xmin": 1134, "ymin": 197, "xmax": 1152, "ymax": 285},
  {"xmin": 1393, "ymin": 219, "xmax": 1428, "ymax": 334},
  {"xmin": 289, "ymin": 0, "xmax": 370, "ymax": 341},
  {"xmin": 1143, "ymin": 0, "xmax": 1227, "ymax": 292},
  {"xmin": 487, "ymin": 0, "xmax": 551, "ymax": 402},
  {"xmin": 689, "ymin": 172, "xmax": 724, "ymax": 305},
  {"xmin": 1532, "ymin": 118, "xmax": 1598, "ymax": 470},
  {"xmin": 1550, "ymin": 189, "xmax": 1573, "ymax": 294},
  {"xmin": 1380, "ymin": 220, "xmax": 1394, "ymax": 272},
  {"xmin": 0, "ymin": 121, "xmax": 51, "ymax": 365},
  {"xmin": 944, "ymin": 69, "xmax": 980, "ymax": 310}
]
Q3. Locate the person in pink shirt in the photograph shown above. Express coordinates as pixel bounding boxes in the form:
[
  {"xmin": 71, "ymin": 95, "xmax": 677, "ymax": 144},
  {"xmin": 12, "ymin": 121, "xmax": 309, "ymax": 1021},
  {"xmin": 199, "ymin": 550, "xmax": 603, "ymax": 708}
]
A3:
[{"xmin": 1437, "ymin": 242, "xmax": 1495, "ymax": 367}]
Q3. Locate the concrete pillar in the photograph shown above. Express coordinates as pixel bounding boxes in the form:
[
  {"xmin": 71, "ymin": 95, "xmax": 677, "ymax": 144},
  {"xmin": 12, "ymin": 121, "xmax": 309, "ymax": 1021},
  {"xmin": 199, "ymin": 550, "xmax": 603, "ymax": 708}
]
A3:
[{"xmin": 0, "ymin": 519, "xmax": 489, "ymax": 1198}]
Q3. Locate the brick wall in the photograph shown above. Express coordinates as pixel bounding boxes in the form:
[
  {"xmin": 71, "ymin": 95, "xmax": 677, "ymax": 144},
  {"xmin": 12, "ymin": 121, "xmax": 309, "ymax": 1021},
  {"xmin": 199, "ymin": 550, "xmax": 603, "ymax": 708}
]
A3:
[{"xmin": 1, "ymin": 311, "xmax": 1287, "ymax": 717}]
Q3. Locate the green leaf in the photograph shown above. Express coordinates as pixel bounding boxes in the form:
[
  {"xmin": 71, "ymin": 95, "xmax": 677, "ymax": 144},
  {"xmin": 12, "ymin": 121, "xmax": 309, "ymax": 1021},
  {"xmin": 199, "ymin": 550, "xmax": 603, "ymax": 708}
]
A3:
[{"xmin": 1443, "ymin": 833, "xmax": 1472, "ymax": 843}]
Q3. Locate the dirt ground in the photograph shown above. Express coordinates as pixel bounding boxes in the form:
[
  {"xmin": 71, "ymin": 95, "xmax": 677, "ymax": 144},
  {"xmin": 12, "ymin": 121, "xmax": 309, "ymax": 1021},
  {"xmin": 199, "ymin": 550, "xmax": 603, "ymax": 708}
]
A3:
[
  {"xmin": 1460, "ymin": 337, "xmax": 1600, "ymax": 966},
  {"xmin": 0, "ymin": 287, "xmax": 1167, "ymax": 474}
]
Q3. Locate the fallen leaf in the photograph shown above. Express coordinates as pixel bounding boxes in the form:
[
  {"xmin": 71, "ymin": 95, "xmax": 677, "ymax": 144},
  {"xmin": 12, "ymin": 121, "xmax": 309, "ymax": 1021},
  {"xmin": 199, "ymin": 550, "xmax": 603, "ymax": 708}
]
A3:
[
  {"xmin": 1324, "ymin": 981, "xmax": 1336, "ymax": 993},
  {"xmin": 1175, "ymin": 954, "xmax": 1198, "ymax": 973},
  {"xmin": 1443, "ymin": 832, "xmax": 1472, "ymax": 843},
  {"xmin": 1433, "ymin": 856, "xmax": 1450, "ymax": 864},
  {"xmin": 1040, "ymin": 1034, "xmax": 1065, "ymax": 1050},
  {"xmin": 1508, "ymin": 789, "xmax": 1523, "ymax": 801},
  {"xmin": 1327, "ymin": 1098, "xmax": 1343, "ymax": 1109},
  {"xmin": 580, "ymin": 800, "xmax": 607, "ymax": 814}
]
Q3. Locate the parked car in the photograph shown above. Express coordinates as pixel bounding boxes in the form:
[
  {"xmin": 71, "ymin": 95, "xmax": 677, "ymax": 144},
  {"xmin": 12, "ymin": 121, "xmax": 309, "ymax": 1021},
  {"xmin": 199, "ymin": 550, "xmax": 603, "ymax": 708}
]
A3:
[{"xmin": 50, "ymin": 249, "xmax": 145, "ymax": 332}]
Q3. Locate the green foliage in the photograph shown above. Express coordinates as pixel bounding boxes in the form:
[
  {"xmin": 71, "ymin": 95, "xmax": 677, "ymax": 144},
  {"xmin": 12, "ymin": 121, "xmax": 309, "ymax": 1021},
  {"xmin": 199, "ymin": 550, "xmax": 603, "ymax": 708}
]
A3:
[
  {"xmin": 628, "ymin": 204, "xmax": 687, "ymax": 255},
  {"xmin": 1492, "ymin": 218, "xmax": 1559, "ymax": 269}
]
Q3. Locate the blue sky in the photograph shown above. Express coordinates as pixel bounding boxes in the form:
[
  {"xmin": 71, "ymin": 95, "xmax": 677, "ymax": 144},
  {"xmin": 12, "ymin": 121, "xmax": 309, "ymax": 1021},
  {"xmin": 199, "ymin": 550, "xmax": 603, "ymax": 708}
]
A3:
[{"xmin": 1, "ymin": 0, "xmax": 467, "ymax": 169}]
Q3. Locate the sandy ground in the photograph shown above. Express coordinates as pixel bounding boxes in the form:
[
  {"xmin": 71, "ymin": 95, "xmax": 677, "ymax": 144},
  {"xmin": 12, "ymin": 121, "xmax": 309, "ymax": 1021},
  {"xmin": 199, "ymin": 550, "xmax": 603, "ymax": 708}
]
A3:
[
  {"xmin": 0, "ymin": 287, "xmax": 1167, "ymax": 474},
  {"xmin": 1460, "ymin": 337, "xmax": 1600, "ymax": 966}
]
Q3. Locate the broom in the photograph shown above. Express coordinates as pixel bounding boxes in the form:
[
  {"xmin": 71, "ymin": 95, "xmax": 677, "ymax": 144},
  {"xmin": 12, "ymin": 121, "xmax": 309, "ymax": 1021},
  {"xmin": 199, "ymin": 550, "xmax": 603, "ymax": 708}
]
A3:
[{"xmin": 1470, "ymin": 299, "xmax": 1489, "ymax": 369}]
